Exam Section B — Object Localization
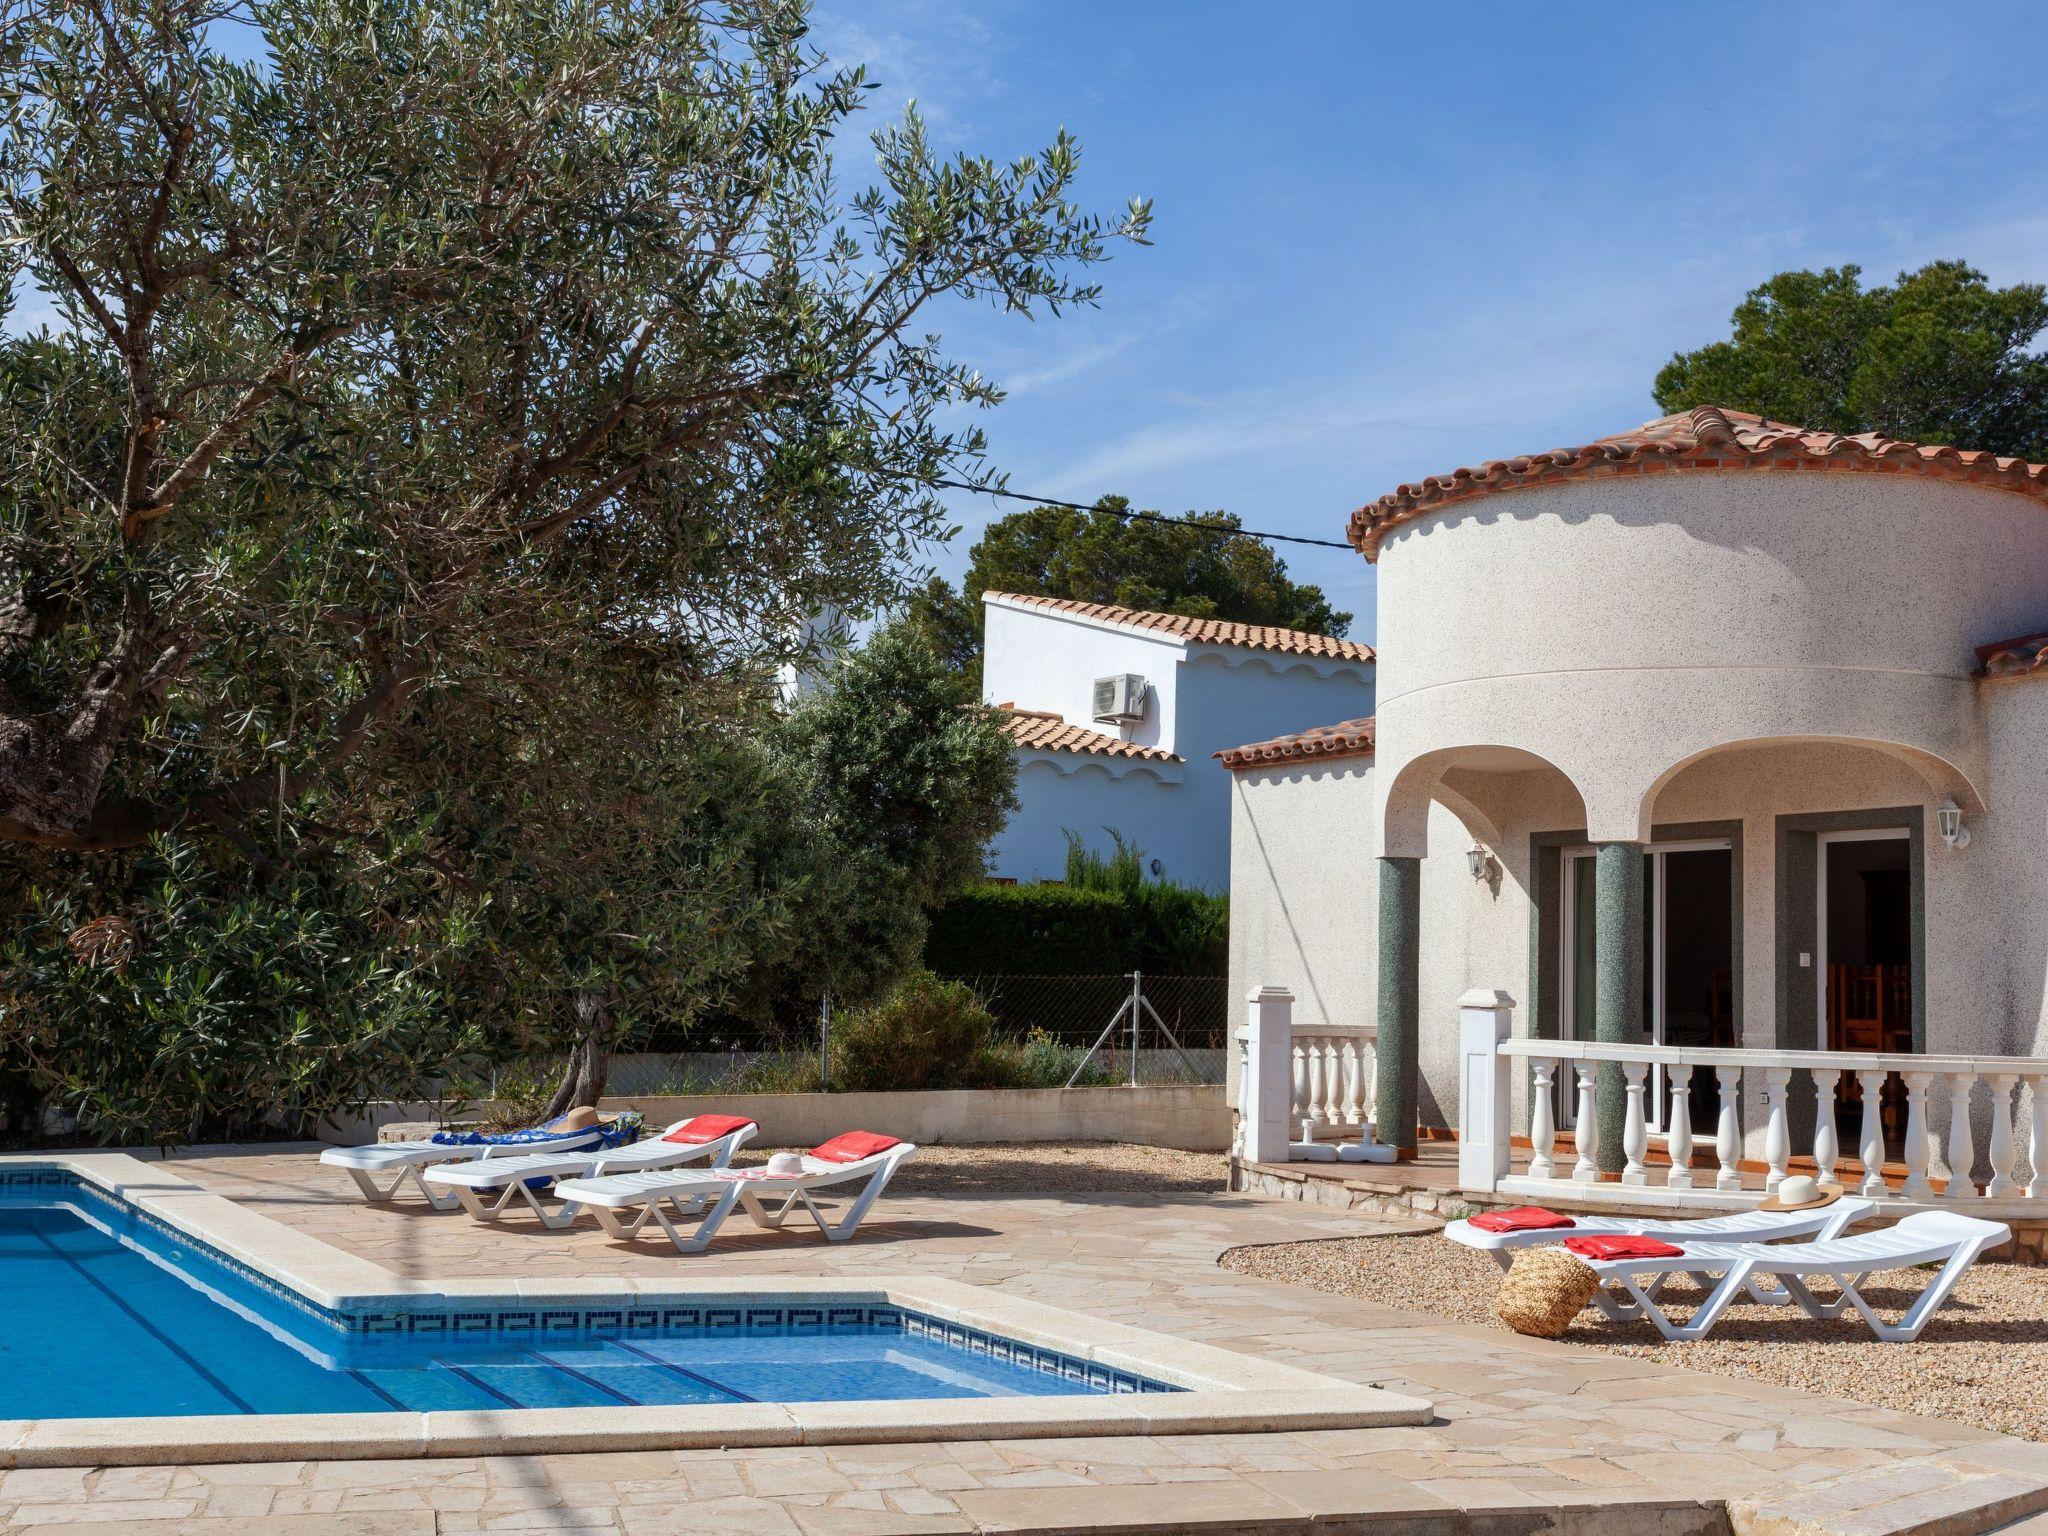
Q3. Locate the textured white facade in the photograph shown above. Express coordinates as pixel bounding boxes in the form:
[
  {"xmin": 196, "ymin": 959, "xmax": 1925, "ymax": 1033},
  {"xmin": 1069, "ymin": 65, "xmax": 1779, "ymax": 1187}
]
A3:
[
  {"xmin": 1229, "ymin": 464, "xmax": 2048, "ymax": 1138},
  {"xmin": 983, "ymin": 596, "xmax": 1374, "ymax": 891}
]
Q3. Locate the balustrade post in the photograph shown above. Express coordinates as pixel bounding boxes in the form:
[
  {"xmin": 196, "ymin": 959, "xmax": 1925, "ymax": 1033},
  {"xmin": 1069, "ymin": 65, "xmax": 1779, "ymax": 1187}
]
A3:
[
  {"xmin": 1340, "ymin": 1038, "xmax": 1364, "ymax": 1127},
  {"xmin": 1290, "ymin": 1042, "xmax": 1308, "ymax": 1133},
  {"xmin": 1811, "ymin": 1069, "xmax": 1841, "ymax": 1189},
  {"xmin": 1945, "ymin": 1071, "xmax": 1977, "ymax": 1200},
  {"xmin": 1239, "ymin": 987, "xmax": 1296, "ymax": 1165},
  {"xmin": 1762, "ymin": 1067, "xmax": 1793, "ymax": 1192},
  {"xmin": 2025, "ymin": 1077, "xmax": 2048, "ymax": 1201},
  {"xmin": 1715, "ymin": 1066, "xmax": 1742, "ymax": 1191},
  {"xmin": 1621, "ymin": 1060, "xmax": 1650, "ymax": 1186},
  {"xmin": 1305, "ymin": 1044, "xmax": 1328, "ymax": 1137},
  {"xmin": 1986, "ymin": 1074, "xmax": 2018, "ymax": 1199},
  {"xmin": 1664, "ymin": 1064, "xmax": 1694, "ymax": 1190},
  {"xmin": 1856, "ymin": 1070, "xmax": 1889, "ymax": 1197},
  {"xmin": 1572, "ymin": 1064, "xmax": 1600, "ymax": 1183},
  {"xmin": 1457, "ymin": 990, "xmax": 1515, "ymax": 1193},
  {"xmin": 1529, "ymin": 1059, "xmax": 1557, "ymax": 1180},
  {"xmin": 1901, "ymin": 1071, "xmax": 1936, "ymax": 1201}
]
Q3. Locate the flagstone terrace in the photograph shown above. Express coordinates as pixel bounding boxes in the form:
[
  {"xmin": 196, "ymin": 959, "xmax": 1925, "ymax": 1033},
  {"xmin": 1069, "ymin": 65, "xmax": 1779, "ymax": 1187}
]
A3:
[{"xmin": 11, "ymin": 1140, "xmax": 2037, "ymax": 1536}]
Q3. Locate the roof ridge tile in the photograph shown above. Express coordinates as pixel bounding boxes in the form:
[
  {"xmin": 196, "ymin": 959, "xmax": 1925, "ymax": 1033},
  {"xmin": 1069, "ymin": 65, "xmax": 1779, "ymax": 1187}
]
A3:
[
  {"xmin": 1347, "ymin": 405, "xmax": 2048, "ymax": 560},
  {"xmin": 984, "ymin": 591, "xmax": 1374, "ymax": 664}
]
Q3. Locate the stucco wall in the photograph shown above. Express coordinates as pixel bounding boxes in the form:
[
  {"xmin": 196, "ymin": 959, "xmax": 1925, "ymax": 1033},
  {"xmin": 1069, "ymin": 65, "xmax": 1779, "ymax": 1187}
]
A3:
[
  {"xmin": 984, "ymin": 598, "xmax": 1374, "ymax": 893},
  {"xmin": 1228, "ymin": 734, "xmax": 2041, "ymax": 1149},
  {"xmin": 1373, "ymin": 474, "xmax": 2048, "ymax": 846},
  {"xmin": 993, "ymin": 755, "xmax": 1201, "ymax": 887},
  {"xmin": 1984, "ymin": 680, "xmax": 2048, "ymax": 1057},
  {"xmin": 982, "ymin": 600, "xmax": 1184, "ymax": 751}
]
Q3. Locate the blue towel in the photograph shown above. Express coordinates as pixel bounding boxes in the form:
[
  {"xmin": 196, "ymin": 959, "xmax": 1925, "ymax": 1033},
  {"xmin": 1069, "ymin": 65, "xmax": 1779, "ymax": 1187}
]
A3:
[{"xmin": 429, "ymin": 1118, "xmax": 598, "ymax": 1148}]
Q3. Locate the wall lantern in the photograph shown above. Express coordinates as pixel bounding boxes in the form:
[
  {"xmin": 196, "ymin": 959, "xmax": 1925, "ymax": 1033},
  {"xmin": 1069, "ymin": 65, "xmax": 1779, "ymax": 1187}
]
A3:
[
  {"xmin": 1467, "ymin": 844, "xmax": 1497, "ymax": 881},
  {"xmin": 1936, "ymin": 798, "xmax": 1972, "ymax": 850}
]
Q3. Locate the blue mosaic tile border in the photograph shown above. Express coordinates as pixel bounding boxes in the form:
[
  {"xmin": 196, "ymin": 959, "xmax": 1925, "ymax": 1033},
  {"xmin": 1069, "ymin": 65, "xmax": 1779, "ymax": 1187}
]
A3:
[{"xmin": 0, "ymin": 1168, "xmax": 1174, "ymax": 1395}]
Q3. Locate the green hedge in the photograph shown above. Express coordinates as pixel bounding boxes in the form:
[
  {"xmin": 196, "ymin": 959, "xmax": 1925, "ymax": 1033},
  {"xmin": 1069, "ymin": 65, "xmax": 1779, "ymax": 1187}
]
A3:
[{"xmin": 924, "ymin": 882, "xmax": 1227, "ymax": 977}]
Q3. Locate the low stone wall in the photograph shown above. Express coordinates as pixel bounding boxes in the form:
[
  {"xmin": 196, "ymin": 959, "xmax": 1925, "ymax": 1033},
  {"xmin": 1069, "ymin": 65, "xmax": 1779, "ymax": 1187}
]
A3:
[
  {"xmin": 607, "ymin": 1085, "xmax": 1228, "ymax": 1151},
  {"xmin": 324, "ymin": 1084, "xmax": 1228, "ymax": 1151}
]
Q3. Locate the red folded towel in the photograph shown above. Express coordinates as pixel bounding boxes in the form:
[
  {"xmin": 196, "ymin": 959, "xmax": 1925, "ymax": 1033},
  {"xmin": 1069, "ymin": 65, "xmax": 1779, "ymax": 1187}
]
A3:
[
  {"xmin": 1467, "ymin": 1206, "xmax": 1576, "ymax": 1234},
  {"xmin": 663, "ymin": 1114, "xmax": 755, "ymax": 1145},
  {"xmin": 810, "ymin": 1130, "xmax": 902, "ymax": 1164},
  {"xmin": 1563, "ymin": 1235, "xmax": 1685, "ymax": 1261}
]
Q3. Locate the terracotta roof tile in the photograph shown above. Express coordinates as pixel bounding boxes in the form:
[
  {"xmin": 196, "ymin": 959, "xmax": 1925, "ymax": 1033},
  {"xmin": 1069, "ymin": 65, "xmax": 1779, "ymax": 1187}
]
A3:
[
  {"xmin": 1976, "ymin": 628, "xmax": 2048, "ymax": 680},
  {"xmin": 1347, "ymin": 405, "xmax": 2048, "ymax": 560},
  {"xmin": 1216, "ymin": 716, "xmax": 1376, "ymax": 771},
  {"xmin": 995, "ymin": 705, "xmax": 1182, "ymax": 763},
  {"xmin": 985, "ymin": 592, "xmax": 1373, "ymax": 663}
]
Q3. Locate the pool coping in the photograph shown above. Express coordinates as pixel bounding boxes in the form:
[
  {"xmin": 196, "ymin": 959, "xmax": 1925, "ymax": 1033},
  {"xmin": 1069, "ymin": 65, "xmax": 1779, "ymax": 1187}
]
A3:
[{"xmin": 0, "ymin": 1152, "xmax": 1433, "ymax": 1466}]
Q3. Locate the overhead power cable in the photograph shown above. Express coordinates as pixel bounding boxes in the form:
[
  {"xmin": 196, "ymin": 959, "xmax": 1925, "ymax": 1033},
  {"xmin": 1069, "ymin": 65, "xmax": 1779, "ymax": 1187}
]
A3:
[{"xmin": 931, "ymin": 478, "xmax": 1354, "ymax": 551}]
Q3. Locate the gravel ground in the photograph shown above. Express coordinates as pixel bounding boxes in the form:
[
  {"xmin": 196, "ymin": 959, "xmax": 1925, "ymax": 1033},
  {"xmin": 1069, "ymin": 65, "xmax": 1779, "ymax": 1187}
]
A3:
[
  {"xmin": 745, "ymin": 1141, "xmax": 1232, "ymax": 1196},
  {"xmin": 1222, "ymin": 1231, "xmax": 2048, "ymax": 1443}
]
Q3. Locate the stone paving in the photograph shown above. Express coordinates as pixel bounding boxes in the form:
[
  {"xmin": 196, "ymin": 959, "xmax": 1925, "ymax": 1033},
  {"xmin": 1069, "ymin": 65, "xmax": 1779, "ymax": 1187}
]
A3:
[{"xmin": 8, "ymin": 1144, "xmax": 2048, "ymax": 1534}]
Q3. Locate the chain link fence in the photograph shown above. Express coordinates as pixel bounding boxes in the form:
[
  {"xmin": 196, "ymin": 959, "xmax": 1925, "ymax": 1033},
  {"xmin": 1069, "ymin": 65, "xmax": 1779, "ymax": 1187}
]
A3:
[{"xmin": 937, "ymin": 973, "xmax": 1226, "ymax": 1083}]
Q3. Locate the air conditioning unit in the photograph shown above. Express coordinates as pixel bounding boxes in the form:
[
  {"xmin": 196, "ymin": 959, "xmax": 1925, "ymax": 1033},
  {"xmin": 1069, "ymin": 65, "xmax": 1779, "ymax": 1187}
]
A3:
[{"xmin": 1091, "ymin": 673, "xmax": 1148, "ymax": 724}]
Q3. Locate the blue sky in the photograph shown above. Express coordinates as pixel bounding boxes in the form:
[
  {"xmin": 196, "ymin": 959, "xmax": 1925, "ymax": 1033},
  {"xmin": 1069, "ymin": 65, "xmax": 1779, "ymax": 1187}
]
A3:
[
  {"xmin": 16, "ymin": 4, "xmax": 2047, "ymax": 641},
  {"xmin": 809, "ymin": 0, "xmax": 2048, "ymax": 638}
]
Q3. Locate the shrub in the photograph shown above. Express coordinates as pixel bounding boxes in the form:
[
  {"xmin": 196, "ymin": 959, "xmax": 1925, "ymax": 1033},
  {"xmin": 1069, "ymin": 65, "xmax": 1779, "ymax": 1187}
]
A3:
[
  {"xmin": 924, "ymin": 877, "xmax": 1227, "ymax": 977},
  {"xmin": 977, "ymin": 1027, "xmax": 1118, "ymax": 1089},
  {"xmin": 826, "ymin": 971, "xmax": 1000, "ymax": 1092}
]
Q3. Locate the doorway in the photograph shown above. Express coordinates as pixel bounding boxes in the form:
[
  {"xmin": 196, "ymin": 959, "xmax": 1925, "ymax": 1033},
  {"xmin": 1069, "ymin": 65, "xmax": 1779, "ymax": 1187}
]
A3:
[
  {"xmin": 1560, "ymin": 839, "xmax": 1735, "ymax": 1129},
  {"xmin": 1819, "ymin": 830, "xmax": 1911, "ymax": 1053},
  {"xmin": 1820, "ymin": 830, "xmax": 1912, "ymax": 1143}
]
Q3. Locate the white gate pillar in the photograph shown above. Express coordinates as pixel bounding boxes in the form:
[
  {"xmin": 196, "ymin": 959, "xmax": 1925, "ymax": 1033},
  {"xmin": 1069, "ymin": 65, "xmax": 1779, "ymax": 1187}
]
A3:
[
  {"xmin": 1458, "ymin": 988, "xmax": 1516, "ymax": 1192},
  {"xmin": 1239, "ymin": 986, "xmax": 1295, "ymax": 1165}
]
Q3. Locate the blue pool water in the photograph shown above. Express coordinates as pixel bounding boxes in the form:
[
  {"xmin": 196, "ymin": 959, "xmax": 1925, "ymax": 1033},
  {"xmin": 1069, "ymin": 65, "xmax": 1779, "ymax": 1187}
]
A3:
[{"xmin": 0, "ymin": 1180, "xmax": 1169, "ymax": 1418}]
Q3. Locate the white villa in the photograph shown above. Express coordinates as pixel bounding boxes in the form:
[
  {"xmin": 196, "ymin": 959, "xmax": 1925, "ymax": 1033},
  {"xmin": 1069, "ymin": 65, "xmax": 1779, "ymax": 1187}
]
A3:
[
  {"xmin": 1225, "ymin": 407, "xmax": 2048, "ymax": 1234},
  {"xmin": 981, "ymin": 591, "xmax": 1374, "ymax": 890}
]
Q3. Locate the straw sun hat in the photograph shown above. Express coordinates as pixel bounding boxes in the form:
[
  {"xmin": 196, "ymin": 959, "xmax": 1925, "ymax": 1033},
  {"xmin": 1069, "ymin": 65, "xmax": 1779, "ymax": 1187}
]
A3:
[{"xmin": 1758, "ymin": 1173, "xmax": 1843, "ymax": 1212}]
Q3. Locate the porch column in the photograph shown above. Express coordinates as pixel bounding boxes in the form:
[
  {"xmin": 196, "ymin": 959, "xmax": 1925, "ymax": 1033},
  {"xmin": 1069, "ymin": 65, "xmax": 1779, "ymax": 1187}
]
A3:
[
  {"xmin": 1375, "ymin": 855, "xmax": 1421, "ymax": 1157},
  {"xmin": 1593, "ymin": 841, "xmax": 1645, "ymax": 1176}
]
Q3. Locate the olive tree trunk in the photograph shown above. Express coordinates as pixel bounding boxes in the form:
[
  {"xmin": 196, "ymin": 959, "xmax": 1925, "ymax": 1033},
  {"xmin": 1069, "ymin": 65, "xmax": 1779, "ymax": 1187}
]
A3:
[{"xmin": 541, "ymin": 991, "xmax": 614, "ymax": 1118}]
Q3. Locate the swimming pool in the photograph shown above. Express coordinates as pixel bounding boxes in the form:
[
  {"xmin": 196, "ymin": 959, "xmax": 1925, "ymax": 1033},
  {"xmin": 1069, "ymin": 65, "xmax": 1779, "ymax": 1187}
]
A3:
[{"xmin": 0, "ymin": 1178, "xmax": 1170, "ymax": 1419}]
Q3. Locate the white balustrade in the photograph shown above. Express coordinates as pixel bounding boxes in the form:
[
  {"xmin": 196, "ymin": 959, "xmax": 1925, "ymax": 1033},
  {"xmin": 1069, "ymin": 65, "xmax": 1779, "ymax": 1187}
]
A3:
[
  {"xmin": 1945, "ymin": 1071, "xmax": 1977, "ymax": 1200},
  {"xmin": 1762, "ymin": 1066, "xmax": 1793, "ymax": 1192},
  {"xmin": 1811, "ymin": 1068, "xmax": 1841, "ymax": 1188},
  {"xmin": 1528, "ymin": 1059, "xmax": 1557, "ymax": 1179},
  {"xmin": 1486, "ymin": 1032, "xmax": 2048, "ymax": 1216},
  {"xmin": 1664, "ymin": 1064, "xmax": 1693, "ymax": 1189},
  {"xmin": 1715, "ymin": 1066, "xmax": 1742, "ymax": 1191},
  {"xmin": 1855, "ymin": 1069, "xmax": 1888, "ymax": 1197},
  {"xmin": 1287, "ymin": 1024, "xmax": 1378, "ymax": 1139},
  {"xmin": 1620, "ymin": 1060, "xmax": 1649, "ymax": 1186},
  {"xmin": 1571, "ymin": 1064, "xmax": 1599, "ymax": 1183}
]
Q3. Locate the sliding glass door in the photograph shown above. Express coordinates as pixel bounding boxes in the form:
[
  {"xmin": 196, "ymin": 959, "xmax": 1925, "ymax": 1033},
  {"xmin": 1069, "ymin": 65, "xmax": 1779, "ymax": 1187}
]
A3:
[{"xmin": 1560, "ymin": 839, "xmax": 1735, "ymax": 1130}]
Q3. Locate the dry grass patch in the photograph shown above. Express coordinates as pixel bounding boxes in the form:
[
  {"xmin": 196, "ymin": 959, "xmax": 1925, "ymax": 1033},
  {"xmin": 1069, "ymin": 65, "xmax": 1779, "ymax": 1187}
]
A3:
[{"xmin": 1221, "ymin": 1231, "xmax": 2048, "ymax": 1443}]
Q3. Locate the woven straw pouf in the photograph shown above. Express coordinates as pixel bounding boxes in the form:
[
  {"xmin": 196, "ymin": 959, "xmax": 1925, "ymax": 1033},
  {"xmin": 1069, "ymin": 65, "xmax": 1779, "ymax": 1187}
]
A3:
[{"xmin": 1495, "ymin": 1247, "xmax": 1599, "ymax": 1338}]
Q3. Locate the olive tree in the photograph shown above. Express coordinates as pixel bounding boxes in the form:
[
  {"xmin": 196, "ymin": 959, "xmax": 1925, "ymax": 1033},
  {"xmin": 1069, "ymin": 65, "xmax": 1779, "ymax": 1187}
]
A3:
[{"xmin": 0, "ymin": 0, "xmax": 1146, "ymax": 1137}]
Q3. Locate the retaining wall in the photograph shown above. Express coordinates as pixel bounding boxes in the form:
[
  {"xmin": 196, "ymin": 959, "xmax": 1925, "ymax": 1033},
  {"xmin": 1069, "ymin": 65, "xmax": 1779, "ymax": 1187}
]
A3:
[{"xmin": 322, "ymin": 1084, "xmax": 1229, "ymax": 1152}]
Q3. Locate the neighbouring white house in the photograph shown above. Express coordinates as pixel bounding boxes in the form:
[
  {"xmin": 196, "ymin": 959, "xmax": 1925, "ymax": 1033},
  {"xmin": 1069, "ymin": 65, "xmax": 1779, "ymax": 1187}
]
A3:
[
  {"xmin": 980, "ymin": 591, "xmax": 1374, "ymax": 891},
  {"xmin": 1224, "ymin": 406, "xmax": 2048, "ymax": 1232}
]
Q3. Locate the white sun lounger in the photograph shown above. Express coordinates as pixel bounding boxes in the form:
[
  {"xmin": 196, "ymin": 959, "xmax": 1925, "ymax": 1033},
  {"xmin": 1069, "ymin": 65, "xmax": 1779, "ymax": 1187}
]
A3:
[
  {"xmin": 1445, "ymin": 1198, "xmax": 1877, "ymax": 1306},
  {"xmin": 422, "ymin": 1115, "xmax": 758, "ymax": 1229},
  {"xmin": 1565, "ymin": 1210, "xmax": 2010, "ymax": 1342},
  {"xmin": 553, "ymin": 1133, "xmax": 918, "ymax": 1254},
  {"xmin": 319, "ymin": 1121, "xmax": 606, "ymax": 1210}
]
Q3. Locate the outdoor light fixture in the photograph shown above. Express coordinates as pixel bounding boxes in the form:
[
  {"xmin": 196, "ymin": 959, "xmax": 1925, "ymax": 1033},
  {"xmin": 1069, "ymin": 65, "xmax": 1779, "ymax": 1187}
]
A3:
[
  {"xmin": 1937, "ymin": 798, "xmax": 1972, "ymax": 850},
  {"xmin": 1467, "ymin": 844, "xmax": 1497, "ymax": 881}
]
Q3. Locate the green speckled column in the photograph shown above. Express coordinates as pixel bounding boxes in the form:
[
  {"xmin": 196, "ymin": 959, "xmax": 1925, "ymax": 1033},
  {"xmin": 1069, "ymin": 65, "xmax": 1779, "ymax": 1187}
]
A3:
[
  {"xmin": 1376, "ymin": 856, "xmax": 1421, "ymax": 1155},
  {"xmin": 1593, "ymin": 841, "xmax": 1645, "ymax": 1175}
]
